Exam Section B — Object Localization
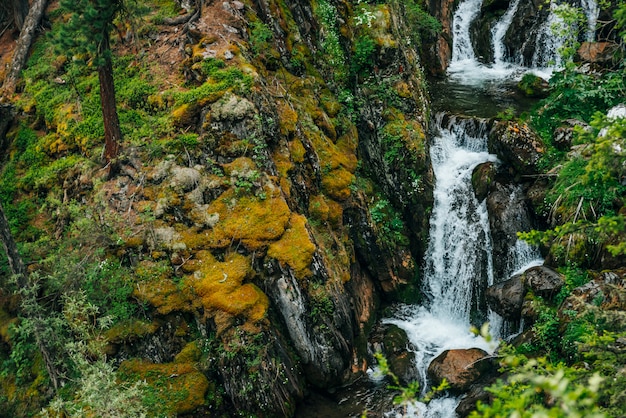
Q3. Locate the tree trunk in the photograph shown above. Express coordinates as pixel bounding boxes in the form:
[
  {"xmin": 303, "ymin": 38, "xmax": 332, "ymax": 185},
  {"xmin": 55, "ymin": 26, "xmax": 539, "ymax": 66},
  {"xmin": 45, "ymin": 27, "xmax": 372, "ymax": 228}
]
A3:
[
  {"xmin": 1, "ymin": 0, "xmax": 48, "ymax": 97},
  {"xmin": 97, "ymin": 33, "xmax": 122, "ymax": 171},
  {"xmin": 0, "ymin": 200, "xmax": 26, "ymax": 289}
]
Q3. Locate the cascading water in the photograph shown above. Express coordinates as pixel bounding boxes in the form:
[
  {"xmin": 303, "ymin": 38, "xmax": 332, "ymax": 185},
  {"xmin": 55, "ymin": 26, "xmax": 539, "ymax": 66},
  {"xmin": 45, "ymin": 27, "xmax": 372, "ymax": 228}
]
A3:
[
  {"xmin": 531, "ymin": 2, "xmax": 567, "ymax": 69},
  {"xmin": 580, "ymin": 0, "xmax": 599, "ymax": 41},
  {"xmin": 450, "ymin": 0, "xmax": 483, "ymax": 63},
  {"xmin": 491, "ymin": 0, "xmax": 522, "ymax": 67},
  {"xmin": 383, "ymin": 116, "xmax": 515, "ymax": 418}
]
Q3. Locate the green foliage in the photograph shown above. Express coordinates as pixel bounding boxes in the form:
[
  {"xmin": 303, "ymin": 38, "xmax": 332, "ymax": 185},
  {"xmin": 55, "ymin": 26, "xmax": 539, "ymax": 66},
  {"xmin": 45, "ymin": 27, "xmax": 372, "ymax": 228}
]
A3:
[
  {"xmin": 555, "ymin": 264, "xmax": 590, "ymax": 305},
  {"xmin": 473, "ymin": 352, "xmax": 606, "ymax": 418},
  {"xmin": 531, "ymin": 67, "xmax": 625, "ymax": 141},
  {"xmin": 249, "ymin": 20, "xmax": 274, "ymax": 57},
  {"xmin": 83, "ymin": 258, "xmax": 137, "ymax": 321},
  {"xmin": 401, "ymin": 0, "xmax": 442, "ymax": 47},
  {"xmin": 43, "ymin": 360, "xmax": 149, "ymax": 418},
  {"xmin": 522, "ymin": 112, "xmax": 626, "ymax": 265},
  {"xmin": 551, "ymin": 4, "xmax": 585, "ymax": 63},
  {"xmin": 56, "ymin": 0, "xmax": 126, "ymax": 65},
  {"xmin": 315, "ymin": 0, "xmax": 346, "ymax": 82},
  {"xmin": 350, "ymin": 35, "xmax": 376, "ymax": 77},
  {"xmin": 174, "ymin": 58, "xmax": 252, "ymax": 103},
  {"xmin": 532, "ymin": 303, "xmax": 561, "ymax": 359},
  {"xmin": 369, "ymin": 197, "xmax": 409, "ymax": 247}
]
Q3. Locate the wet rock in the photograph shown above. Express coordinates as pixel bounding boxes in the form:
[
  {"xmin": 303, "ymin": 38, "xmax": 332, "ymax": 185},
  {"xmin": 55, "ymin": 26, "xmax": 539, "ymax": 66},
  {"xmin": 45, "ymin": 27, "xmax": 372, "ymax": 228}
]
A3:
[
  {"xmin": 501, "ymin": 0, "xmax": 549, "ymax": 67},
  {"xmin": 427, "ymin": 348, "xmax": 493, "ymax": 392},
  {"xmin": 471, "ymin": 162, "xmax": 497, "ymax": 202},
  {"xmin": 486, "ymin": 274, "xmax": 525, "ymax": 320},
  {"xmin": 488, "ymin": 121, "xmax": 544, "ymax": 175},
  {"xmin": 517, "ymin": 73, "xmax": 550, "ymax": 98},
  {"xmin": 486, "ymin": 180, "xmax": 534, "ymax": 280},
  {"xmin": 521, "ymin": 266, "xmax": 564, "ymax": 298},
  {"xmin": 577, "ymin": 41, "xmax": 619, "ymax": 64},
  {"xmin": 456, "ymin": 383, "xmax": 492, "ymax": 417},
  {"xmin": 382, "ymin": 324, "xmax": 418, "ymax": 385}
]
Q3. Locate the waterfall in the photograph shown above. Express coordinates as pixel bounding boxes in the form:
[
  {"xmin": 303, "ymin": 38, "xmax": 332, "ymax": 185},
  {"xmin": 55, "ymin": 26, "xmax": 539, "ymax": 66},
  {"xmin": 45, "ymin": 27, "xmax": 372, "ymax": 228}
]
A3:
[
  {"xmin": 491, "ymin": 0, "xmax": 522, "ymax": 66},
  {"xmin": 422, "ymin": 116, "xmax": 496, "ymax": 323},
  {"xmin": 382, "ymin": 116, "xmax": 499, "ymax": 417},
  {"xmin": 580, "ymin": 0, "xmax": 599, "ymax": 41},
  {"xmin": 531, "ymin": 2, "xmax": 567, "ymax": 69},
  {"xmin": 451, "ymin": 0, "xmax": 484, "ymax": 63}
]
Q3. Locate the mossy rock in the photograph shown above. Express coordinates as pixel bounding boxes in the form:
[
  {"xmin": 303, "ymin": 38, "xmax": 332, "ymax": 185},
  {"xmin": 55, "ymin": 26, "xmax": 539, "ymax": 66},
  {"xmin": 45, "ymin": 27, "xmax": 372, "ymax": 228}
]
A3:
[
  {"xmin": 174, "ymin": 341, "xmax": 202, "ymax": 363},
  {"xmin": 288, "ymin": 139, "xmax": 307, "ymax": 164},
  {"xmin": 517, "ymin": 73, "xmax": 550, "ymax": 98},
  {"xmin": 309, "ymin": 194, "xmax": 330, "ymax": 222},
  {"xmin": 118, "ymin": 359, "xmax": 210, "ymax": 415},
  {"xmin": 171, "ymin": 102, "xmax": 200, "ymax": 127},
  {"xmin": 203, "ymin": 187, "xmax": 291, "ymax": 249},
  {"xmin": 278, "ymin": 101, "xmax": 299, "ymax": 136},
  {"xmin": 185, "ymin": 251, "xmax": 269, "ymax": 328},
  {"xmin": 322, "ymin": 167, "xmax": 354, "ymax": 201},
  {"xmin": 105, "ymin": 319, "xmax": 161, "ymax": 344},
  {"xmin": 267, "ymin": 213, "xmax": 316, "ymax": 278},
  {"xmin": 132, "ymin": 278, "xmax": 197, "ymax": 315}
]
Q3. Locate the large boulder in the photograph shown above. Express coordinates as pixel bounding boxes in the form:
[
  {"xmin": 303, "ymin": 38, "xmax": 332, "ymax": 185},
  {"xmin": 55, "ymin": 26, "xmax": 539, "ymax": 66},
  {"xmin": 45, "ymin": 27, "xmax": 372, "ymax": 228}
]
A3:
[
  {"xmin": 486, "ymin": 274, "xmax": 525, "ymax": 319},
  {"xmin": 485, "ymin": 180, "xmax": 535, "ymax": 280},
  {"xmin": 427, "ymin": 348, "xmax": 493, "ymax": 392},
  {"xmin": 488, "ymin": 121, "xmax": 544, "ymax": 175},
  {"xmin": 522, "ymin": 266, "xmax": 564, "ymax": 298},
  {"xmin": 382, "ymin": 324, "xmax": 418, "ymax": 385},
  {"xmin": 471, "ymin": 162, "xmax": 497, "ymax": 202}
]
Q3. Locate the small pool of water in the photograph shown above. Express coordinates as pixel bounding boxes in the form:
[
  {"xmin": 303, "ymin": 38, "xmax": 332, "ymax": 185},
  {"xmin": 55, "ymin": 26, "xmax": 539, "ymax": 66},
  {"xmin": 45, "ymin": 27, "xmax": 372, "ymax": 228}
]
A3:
[
  {"xmin": 428, "ymin": 75, "xmax": 540, "ymax": 119},
  {"xmin": 428, "ymin": 61, "xmax": 549, "ymax": 119}
]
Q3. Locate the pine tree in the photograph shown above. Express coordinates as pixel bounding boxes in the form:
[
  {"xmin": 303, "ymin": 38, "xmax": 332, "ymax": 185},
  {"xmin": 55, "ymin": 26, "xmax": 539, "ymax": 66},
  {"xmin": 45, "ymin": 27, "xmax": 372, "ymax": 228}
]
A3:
[{"xmin": 56, "ymin": 0, "xmax": 127, "ymax": 172}]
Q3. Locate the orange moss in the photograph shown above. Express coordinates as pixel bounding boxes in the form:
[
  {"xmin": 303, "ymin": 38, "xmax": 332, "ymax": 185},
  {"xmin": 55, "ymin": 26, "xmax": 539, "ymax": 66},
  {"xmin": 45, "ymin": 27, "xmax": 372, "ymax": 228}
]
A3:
[
  {"xmin": 288, "ymin": 139, "xmax": 306, "ymax": 163},
  {"xmin": 222, "ymin": 156, "xmax": 257, "ymax": 176},
  {"xmin": 118, "ymin": 359, "xmax": 209, "ymax": 415},
  {"xmin": 312, "ymin": 109, "xmax": 337, "ymax": 140},
  {"xmin": 394, "ymin": 80, "xmax": 412, "ymax": 98},
  {"xmin": 274, "ymin": 152, "xmax": 294, "ymax": 178},
  {"xmin": 105, "ymin": 319, "xmax": 161, "ymax": 343},
  {"xmin": 326, "ymin": 198, "xmax": 344, "ymax": 228},
  {"xmin": 174, "ymin": 341, "xmax": 202, "ymax": 363},
  {"xmin": 382, "ymin": 112, "xmax": 426, "ymax": 158},
  {"xmin": 321, "ymin": 167, "xmax": 354, "ymax": 201},
  {"xmin": 203, "ymin": 187, "xmax": 291, "ymax": 249},
  {"xmin": 179, "ymin": 228, "xmax": 209, "ymax": 251},
  {"xmin": 279, "ymin": 177, "xmax": 292, "ymax": 199},
  {"xmin": 186, "ymin": 251, "xmax": 269, "ymax": 324},
  {"xmin": 321, "ymin": 97, "xmax": 341, "ymax": 118},
  {"xmin": 278, "ymin": 101, "xmax": 299, "ymax": 136},
  {"xmin": 171, "ymin": 103, "xmax": 199, "ymax": 128},
  {"xmin": 133, "ymin": 278, "xmax": 197, "ymax": 315},
  {"xmin": 336, "ymin": 125, "xmax": 359, "ymax": 170},
  {"xmin": 309, "ymin": 194, "xmax": 330, "ymax": 222},
  {"xmin": 305, "ymin": 128, "xmax": 356, "ymax": 175},
  {"xmin": 268, "ymin": 214, "xmax": 316, "ymax": 279}
]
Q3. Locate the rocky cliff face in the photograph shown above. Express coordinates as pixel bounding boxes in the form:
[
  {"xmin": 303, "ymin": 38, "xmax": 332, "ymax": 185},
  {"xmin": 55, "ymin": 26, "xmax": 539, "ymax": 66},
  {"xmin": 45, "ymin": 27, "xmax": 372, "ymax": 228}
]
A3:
[
  {"xmin": 126, "ymin": 0, "xmax": 435, "ymax": 413},
  {"xmin": 0, "ymin": 1, "xmax": 435, "ymax": 416}
]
